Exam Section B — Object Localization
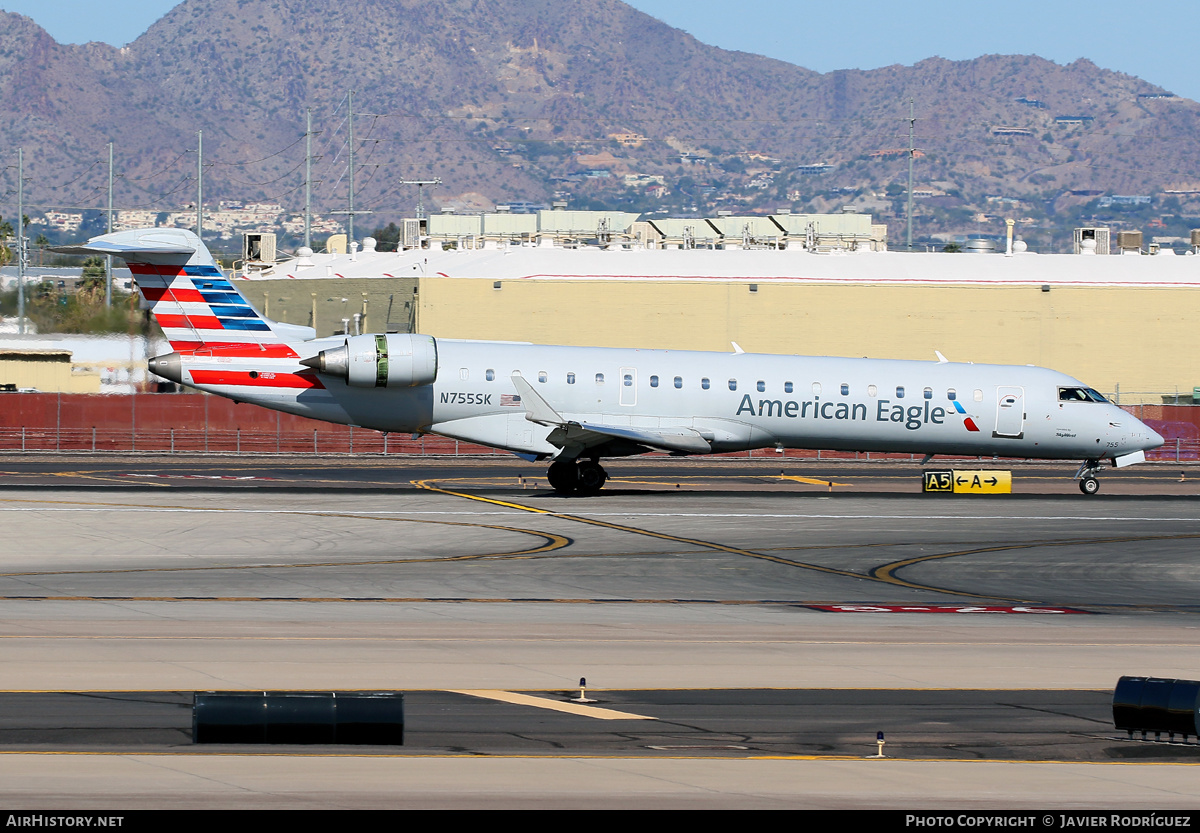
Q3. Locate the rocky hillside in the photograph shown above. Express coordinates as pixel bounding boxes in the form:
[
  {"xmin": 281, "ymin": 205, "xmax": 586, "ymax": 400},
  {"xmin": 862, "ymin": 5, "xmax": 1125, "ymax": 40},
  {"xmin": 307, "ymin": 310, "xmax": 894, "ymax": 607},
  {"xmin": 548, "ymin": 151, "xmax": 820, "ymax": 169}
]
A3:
[{"xmin": 0, "ymin": 0, "xmax": 1195, "ymax": 230}]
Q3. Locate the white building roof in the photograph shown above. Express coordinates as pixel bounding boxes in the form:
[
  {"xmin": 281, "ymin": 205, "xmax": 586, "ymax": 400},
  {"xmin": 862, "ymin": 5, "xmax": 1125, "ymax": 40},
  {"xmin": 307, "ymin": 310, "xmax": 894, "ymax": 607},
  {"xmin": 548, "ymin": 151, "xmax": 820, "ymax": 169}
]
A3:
[{"xmin": 245, "ymin": 244, "xmax": 1200, "ymax": 289}]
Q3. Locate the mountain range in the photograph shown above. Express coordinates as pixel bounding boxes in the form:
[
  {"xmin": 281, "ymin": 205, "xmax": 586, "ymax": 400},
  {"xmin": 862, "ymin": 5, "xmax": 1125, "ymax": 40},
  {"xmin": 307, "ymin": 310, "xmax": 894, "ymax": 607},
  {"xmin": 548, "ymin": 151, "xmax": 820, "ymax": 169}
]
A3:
[{"xmin": 1, "ymin": 0, "xmax": 1197, "ymax": 238}]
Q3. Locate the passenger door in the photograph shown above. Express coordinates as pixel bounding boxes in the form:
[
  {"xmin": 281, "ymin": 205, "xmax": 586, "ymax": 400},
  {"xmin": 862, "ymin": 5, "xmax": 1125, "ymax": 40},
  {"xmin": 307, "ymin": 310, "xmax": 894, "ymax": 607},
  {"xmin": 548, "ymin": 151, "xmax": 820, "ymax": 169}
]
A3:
[
  {"xmin": 620, "ymin": 367, "xmax": 637, "ymax": 407},
  {"xmin": 994, "ymin": 386, "xmax": 1025, "ymax": 439}
]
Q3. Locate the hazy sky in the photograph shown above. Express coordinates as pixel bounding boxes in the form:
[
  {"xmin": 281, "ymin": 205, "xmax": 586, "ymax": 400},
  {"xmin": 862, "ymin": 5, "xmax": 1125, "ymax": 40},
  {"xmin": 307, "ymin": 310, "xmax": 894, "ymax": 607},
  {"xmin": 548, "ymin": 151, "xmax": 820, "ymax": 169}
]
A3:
[{"xmin": 3, "ymin": 0, "xmax": 1199, "ymax": 100}]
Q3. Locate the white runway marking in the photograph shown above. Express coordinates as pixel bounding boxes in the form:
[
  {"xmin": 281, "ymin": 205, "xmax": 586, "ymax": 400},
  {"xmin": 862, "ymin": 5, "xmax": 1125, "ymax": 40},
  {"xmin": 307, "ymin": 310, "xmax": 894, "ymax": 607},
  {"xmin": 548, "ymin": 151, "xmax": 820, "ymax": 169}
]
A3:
[{"xmin": 449, "ymin": 689, "xmax": 656, "ymax": 720}]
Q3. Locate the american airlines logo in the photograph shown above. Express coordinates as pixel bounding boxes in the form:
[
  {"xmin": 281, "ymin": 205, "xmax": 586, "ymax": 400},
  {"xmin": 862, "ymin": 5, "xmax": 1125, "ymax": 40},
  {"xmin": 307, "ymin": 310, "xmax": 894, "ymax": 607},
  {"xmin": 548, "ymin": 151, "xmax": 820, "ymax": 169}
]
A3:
[{"xmin": 951, "ymin": 400, "xmax": 981, "ymax": 432}]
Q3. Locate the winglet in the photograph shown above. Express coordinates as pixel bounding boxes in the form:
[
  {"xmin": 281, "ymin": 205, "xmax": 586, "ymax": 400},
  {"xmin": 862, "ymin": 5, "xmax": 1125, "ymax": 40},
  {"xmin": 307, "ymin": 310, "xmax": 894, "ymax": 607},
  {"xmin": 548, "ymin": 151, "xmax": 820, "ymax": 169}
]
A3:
[
  {"xmin": 731, "ymin": 342, "xmax": 745, "ymax": 354},
  {"xmin": 934, "ymin": 350, "xmax": 948, "ymax": 364},
  {"xmin": 509, "ymin": 374, "xmax": 564, "ymax": 425}
]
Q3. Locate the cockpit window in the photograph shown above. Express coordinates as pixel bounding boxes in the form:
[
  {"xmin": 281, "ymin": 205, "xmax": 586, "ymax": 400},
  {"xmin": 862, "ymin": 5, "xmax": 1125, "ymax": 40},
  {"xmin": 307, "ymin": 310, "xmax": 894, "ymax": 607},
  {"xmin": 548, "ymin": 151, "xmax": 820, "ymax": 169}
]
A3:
[{"xmin": 1059, "ymin": 386, "xmax": 1108, "ymax": 403}]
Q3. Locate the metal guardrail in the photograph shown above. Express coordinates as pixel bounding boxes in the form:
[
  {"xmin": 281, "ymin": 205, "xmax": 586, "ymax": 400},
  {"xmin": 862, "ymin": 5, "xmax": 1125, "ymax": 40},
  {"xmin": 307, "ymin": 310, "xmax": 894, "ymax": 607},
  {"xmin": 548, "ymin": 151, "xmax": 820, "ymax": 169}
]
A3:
[
  {"xmin": 0, "ymin": 427, "xmax": 499, "ymax": 456},
  {"xmin": 3, "ymin": 425, "xmax": 1193, "ymax": 460}
]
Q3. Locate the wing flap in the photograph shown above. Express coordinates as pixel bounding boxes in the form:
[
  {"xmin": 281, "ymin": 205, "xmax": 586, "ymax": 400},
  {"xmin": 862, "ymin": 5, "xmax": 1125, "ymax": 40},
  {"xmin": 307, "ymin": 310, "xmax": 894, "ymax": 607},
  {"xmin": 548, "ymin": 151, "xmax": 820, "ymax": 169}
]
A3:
[{"xmin": 575, "ymin": 422, "xmax": 712, "ymax": 454}]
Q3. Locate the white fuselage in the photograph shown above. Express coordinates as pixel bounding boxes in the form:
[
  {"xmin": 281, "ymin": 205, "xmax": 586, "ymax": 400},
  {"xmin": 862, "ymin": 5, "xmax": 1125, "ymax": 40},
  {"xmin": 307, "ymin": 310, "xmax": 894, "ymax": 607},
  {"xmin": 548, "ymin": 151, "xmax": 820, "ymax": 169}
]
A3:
[
  {"xmin": 182, "ymin": 338, "xmax": 1161, "ymax": 463},
  {"xmin": 60, "ymin": 227, "xmax": 1161, "ymax": 471}
]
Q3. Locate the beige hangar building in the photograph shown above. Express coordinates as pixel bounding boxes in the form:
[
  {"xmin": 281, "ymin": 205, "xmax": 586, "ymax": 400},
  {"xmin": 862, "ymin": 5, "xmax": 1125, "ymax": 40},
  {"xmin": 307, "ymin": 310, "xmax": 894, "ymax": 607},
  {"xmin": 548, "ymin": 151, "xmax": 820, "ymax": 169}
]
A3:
[{"xmin": 237, "ymin": 212, "xmax": 1200, "ymax": 405}]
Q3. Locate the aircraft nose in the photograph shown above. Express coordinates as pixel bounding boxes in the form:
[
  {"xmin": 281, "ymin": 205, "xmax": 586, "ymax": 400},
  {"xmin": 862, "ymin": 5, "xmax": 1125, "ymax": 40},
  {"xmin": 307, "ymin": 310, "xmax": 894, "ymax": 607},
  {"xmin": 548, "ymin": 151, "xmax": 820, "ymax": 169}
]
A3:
[{"xmin": 1144, "ymin": 425, "xmax": 1164, "ymax": 450}]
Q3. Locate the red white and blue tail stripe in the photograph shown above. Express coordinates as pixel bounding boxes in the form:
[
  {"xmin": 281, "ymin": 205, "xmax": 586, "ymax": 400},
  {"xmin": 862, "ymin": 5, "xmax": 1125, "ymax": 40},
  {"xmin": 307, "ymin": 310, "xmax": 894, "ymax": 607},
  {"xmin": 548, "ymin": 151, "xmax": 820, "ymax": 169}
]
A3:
[
  {"xmin": 54, "ymin": 229, "xmax": 326, "ymax": 392},
  {"xmin": 130, "ymin": 261, "xmax": 299, "ymax": 357},
  {"xmin": 56, "ymin": 228, "xmax": 302, "ymax": 358}
]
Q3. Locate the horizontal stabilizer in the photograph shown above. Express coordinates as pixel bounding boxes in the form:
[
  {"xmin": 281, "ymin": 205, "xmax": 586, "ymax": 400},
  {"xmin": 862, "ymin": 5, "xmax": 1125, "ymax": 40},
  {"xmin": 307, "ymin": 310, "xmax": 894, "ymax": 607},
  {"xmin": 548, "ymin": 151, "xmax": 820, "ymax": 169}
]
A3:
[
  {"xmin": 52, "ymin": 241, "xmax": 196, "ymax": 257},
  {"xmin": 50, "ymin": 229, "xmax": 215, "ymax": 268}
]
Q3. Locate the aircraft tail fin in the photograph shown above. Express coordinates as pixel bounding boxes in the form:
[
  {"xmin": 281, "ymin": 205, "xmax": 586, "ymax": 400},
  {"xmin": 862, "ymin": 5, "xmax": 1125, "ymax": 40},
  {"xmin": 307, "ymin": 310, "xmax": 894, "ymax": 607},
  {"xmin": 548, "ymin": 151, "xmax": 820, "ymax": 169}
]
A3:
[{"xmin": 54, "ymin": 228, "xmax": 307, "ymax": 357}]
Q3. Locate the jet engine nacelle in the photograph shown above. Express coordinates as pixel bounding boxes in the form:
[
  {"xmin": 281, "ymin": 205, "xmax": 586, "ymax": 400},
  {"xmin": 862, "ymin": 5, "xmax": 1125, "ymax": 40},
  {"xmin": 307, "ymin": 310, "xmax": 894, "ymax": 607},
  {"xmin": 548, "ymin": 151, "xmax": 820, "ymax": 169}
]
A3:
[{"xmin": 303, "ymin": 334, "xmax": 438, "ymax": 388}]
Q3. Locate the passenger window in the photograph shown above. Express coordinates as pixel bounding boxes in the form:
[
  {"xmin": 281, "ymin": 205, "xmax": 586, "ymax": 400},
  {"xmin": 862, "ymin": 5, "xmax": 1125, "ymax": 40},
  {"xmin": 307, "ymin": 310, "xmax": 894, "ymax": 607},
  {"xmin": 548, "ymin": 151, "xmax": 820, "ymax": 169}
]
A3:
[
  {"xmin": 923, "ymin": 387, "xmax": 932, "ymax": 400},
  {"xmin": 973, "ymin": 389, "xmax": 983, "ymax": 402},
  {"xmin": 674, "ymin": 376, "xmax": 683, "ymax": 389},
  {"xmin": 757, "ymin": 380, "xmax": 765, "ymax": 392},
  {"xmin": 485, "ymin": 369, "xmax": 495, "ymax": 381},
  {"xmin": 623, "ymin": 373, "xmax": 633, "ymax": 387},
  {"xmin": 868, "ymin": 384, "xmax": 877, "ymax": 397},
  {"xmin": 650, "ymin": 375, "xmax": 659, "ymax": 388},
  {"xmin": 896, "ymin": 386, "xmax": 905, "ymax": 399},
  {"xmin": 538, "ymin": 371, "xmax": 548, "ymax": 383},
  {"xmin": 840, "ymin": 384, "xmax": 849, "ymax": 396},
  {"xmin": 728, "ymin": 379, "xmax": 738, "ymax": 391},
  {"xmin": 567, "ymin": 373, "xmax": 575, "ymax": 385},
  {"xmin": 812, "ymin": 382, "xmax": 821, "ymax": 395},
  {"xmin": 596, "ymin": 373, "xmax": 605, "ymax": 384},
  {"xmin": 701, "ymin": 377, "xmax": 711, "ymax": 390},
  {"xmin": 947, "ymin": 389, "xmax": 956, "ymax": 401},
  {"xmin": 460, "ymin": 368, "xmax": 469, "ymax": 381},
  {"xmin": 784, "ymin": 381, "xmax": 793, "ymax": 394}
]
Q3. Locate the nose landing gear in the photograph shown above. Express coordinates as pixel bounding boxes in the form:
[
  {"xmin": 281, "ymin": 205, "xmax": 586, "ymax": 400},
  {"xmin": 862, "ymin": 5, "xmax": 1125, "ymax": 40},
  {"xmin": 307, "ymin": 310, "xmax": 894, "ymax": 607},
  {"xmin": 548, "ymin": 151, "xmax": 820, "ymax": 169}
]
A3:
[
  {"xmin": 546, "ymin": 459, "xmax": 609, "ymax": 495},
  {"xmin": 1075, "ymin": 459, "xmax": 1104, "ymax": 495}
]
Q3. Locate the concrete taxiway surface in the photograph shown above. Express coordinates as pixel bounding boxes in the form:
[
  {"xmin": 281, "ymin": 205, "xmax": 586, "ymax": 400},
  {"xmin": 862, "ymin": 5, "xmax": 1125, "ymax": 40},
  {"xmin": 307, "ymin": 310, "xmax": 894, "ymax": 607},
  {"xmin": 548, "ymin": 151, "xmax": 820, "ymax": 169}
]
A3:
[{"xmin": 0, "ymin": 455, "xmax": 1197, "ymax": 807}]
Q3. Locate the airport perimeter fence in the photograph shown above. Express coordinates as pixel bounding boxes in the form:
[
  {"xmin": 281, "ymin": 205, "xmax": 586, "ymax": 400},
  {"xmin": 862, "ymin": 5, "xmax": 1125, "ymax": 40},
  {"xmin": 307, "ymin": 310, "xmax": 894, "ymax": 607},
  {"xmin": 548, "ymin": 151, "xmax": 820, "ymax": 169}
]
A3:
[{"xmin": 0, "ymin": 393, "xmax": 1198, "ymax": 462}]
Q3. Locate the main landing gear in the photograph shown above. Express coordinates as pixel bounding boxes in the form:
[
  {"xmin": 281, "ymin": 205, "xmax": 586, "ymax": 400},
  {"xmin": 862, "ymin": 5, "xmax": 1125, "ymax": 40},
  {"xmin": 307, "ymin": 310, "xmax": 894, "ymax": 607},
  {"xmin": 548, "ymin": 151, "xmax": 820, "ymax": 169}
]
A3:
[
  {"xmin": 546, "ymin": 459, "xmax": 609, "ymax": 495},
  {"xmin": 1075, "ymin": 459, "xmax": 1104, "ymax": 495}
]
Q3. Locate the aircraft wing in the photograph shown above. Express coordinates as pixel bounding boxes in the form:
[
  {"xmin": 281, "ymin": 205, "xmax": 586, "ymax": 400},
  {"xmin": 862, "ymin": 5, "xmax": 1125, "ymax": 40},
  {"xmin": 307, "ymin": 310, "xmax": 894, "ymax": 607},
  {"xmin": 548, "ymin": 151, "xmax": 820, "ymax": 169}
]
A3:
[{"xmin": 510, "ymin": 374, "xmax": 711, "ymax": 455}]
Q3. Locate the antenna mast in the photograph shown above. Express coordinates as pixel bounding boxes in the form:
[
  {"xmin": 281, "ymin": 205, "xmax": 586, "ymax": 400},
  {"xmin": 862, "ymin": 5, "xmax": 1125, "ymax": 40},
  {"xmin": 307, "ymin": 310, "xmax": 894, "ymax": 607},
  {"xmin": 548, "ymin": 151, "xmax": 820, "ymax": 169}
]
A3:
[
  {"xmin": 106, "ymin": 142, "xmax": 113, "ymax": 307},
  {"xmin": 399, "ymin": 178, "xmax": 442, "ymax": 221},
  {"xmin": 906, "ymin": 99, "xmax": 915, "ymax": 251},
  {"xmin": 304, "ymin": 109, "xmax": 313, "ymax": 249},
  {"xmin": 333, "ymin": 91, "xmax": 371, "ymax": 240},
  {"xmin": 196, "ymin": 131, "xmax": 203, "ymax": 244},
  {"xmin": 16, "ymin": 148, "xmax": 25, "ymax": 335}
]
